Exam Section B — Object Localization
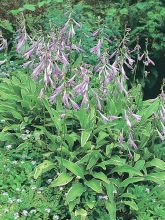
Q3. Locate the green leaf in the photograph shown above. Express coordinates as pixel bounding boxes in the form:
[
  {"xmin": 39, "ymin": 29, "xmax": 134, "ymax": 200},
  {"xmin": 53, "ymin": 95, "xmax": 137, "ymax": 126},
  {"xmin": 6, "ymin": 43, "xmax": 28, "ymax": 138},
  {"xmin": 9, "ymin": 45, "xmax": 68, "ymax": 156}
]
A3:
[
  {"xmin": 73, "ymin": 54, "xmax": 83, "ymax": 67},
  {"xmin": 144, "ymin": 174, "xmax": 164, "ymax": 185},
  {"xmin": 92, "ymin": 172, "xmax": 109, "ymax": 184},
  {"xmin": 123, "ymin": 201, "xmax": 138, "ymax": 211},
  {"xmin": 34, "ymin": 160, "xmax": 54, "ymax": 179},
  {"xmin": 112, "ymin": 165, "xmax": 143, "ymax": 176},
  {"xmin": 105, "ymin": 183, "xmax": 116, "ymax": 220},
  {"xmin": 23, "ymin": 4, "xmax": 36, "ymax": 11},
  {"xmin": 51, "ymin": 172, "xmax": 73, "ymax": 187},
  {"xmin": 135, "ymin": 160, "xmax": 145, "ymax": 170},
  {"xmin": 0, "ymin": 19, "xmax": 14, "ymax": 33},
  {"xmin": 121, "ymin": 177, "xmax": 144, "ymax": 187},
  {"xmin": 85, "ymin": 179, "xmax": 102, "ymax": 193},
  {"xmin": 120, "ymin": 8, "xmax": 128, "ymax": 15},
  {"xmin": 138, "ymin": 99, "xmax": 159, "ymax": 121},
  {"xmin": 56, "ymin": 157, "xmax": 84, "ymax": 178},
  {"xmin": 96, "ymin": 131, "xmax": 109, "ymax": 144},
  {"xmin": 146, "ymin": 158, "xmax": 165, "ymax": 170},
  {"xmin": 75, "ymin": 209, "xmax": 87, "ymax": 219},
  {"xmin": 97, "ymin": 156, "xmax": 126, "ymax": 170},
  {"xmin": 86, "ymin": 151, "xmax": 101, "ymax": 170},
  {"xmin": 81, "ymin": 130, "xmax": 91, "ymax": 147},
  {"xmin": 38, "ymin": 1, "xmax": 47, "ymax": 7},
  {"xmin": 120, "ymin": 193, "xmax": 137, "ymax": 199},
  {"xmin": 105, "ymin": 201, "xmax": 116, "ymax": 220},
  {"xmin": 66, "ymin": 183, "xmax": 86, "ymax": 203}
]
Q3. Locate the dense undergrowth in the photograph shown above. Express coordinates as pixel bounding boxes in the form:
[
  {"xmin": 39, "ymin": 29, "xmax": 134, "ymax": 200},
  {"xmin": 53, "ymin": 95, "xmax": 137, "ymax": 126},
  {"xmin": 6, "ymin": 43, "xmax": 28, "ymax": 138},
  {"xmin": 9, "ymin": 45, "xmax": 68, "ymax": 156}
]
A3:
[{"xmin": 0, "ymin": 1, "xmax": 165, "ymax": 220}]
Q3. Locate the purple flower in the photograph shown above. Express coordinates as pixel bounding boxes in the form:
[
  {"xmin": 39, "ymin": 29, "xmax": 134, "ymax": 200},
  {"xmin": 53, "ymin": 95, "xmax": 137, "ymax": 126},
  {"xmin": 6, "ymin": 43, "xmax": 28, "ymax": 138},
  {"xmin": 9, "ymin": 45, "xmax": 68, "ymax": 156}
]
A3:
[
  {"xmin": 132, "ymin": 113, "xmax": 142, "ymax": 122},
  {"xmin": 73, "ymin": 19, "xmax": 81, "ymax": 29},
  {"xmin": 23, "ymin": 42, "xmax": 37, "ymax": 59},
  {"xmin": 129, "ymin": 133, "xmax": 137, "ymax": 149},
  {"xmin": 61, "ymin": 20, "xmax": 70, "ymax": 35},
  {"xmin": 53, "ymin": 64, "xmax": 62, "ymax": 79},
  {"xmin": 32, "ymin": 59, "xmax": 45, "ymax": 79},
  {"xmin": 74, "ymin": 76, "xmax": 89, "ymax": 95},
  {"xmin": 16, "ymin": 30, "xmax": 27, "ymax": 52},
  {"xmin": 94, "ymin": 92, "xmax": 102, "ymax": 111},
  {"xmin": 49, "ymin": 83, "xmax": 64, "ymax": 104},
  {"xmin": 23, "ymin": 60, "xmax": 33, "ymax": 68},
  {"xmin": 116, "ymin": 78, "xmax": 128, "ymax": 96},
  {"xmin": 138, "ymin": 54, "xmax": 144, "ymax": 61},
  {"xmin": 157, "ymin": 129, "xmax": 164, "ymax": 141},
  {"xmin": 0, "ymin": 59, "xmax": 6, "ymax": 65},
  {"xmin": 68, "ymin": 75, "xmax": 76, "ymax": 86},
  {"xmin": 90, "ymin": 39, "xmax": 103, "ymax": 58},
  {"xmin": 69, "ymin": 98, "xmax": 80, "ymax": 110},
  {"xmin": 119, "ymin": 130, "xmax": 124, "ymax": 144},
  {"xmin": 124, "ymin": 111, "xmax": 132, "ymax": 128},
  {"xmin": 105, "ymin": 68, "xmax": 115, "ymax": 85},
  {"xmin": 92, "ymin": 29, "xmax": 100, "ymax": 37},
  {"xmin": 108, "ymin": 115, "xmax": 121, "ymax": 121},
  {"xmin": 71, "ymin": 44, "xmax": 84, "ymax": 53},
  {"xmin": 38, "ymin": 88, "xmax": 45, "ymax": 99},
  {"xmin": 61, "ymin": 53, "xmax": 69, "ymax": 66},
  {"xmin": 62, "ymin": 91, "xmax": 70, "ymax": 108},
  {"xmin": 160, "ymin": 107, "xmax": 165, "ymax": 122},
  {"xmin": 81, "ymin": 91, "xmax": 88, "ymax": 107},
  {"xmin": 98, "ymin": 111, "xmax": 109, "ymax": 122}
]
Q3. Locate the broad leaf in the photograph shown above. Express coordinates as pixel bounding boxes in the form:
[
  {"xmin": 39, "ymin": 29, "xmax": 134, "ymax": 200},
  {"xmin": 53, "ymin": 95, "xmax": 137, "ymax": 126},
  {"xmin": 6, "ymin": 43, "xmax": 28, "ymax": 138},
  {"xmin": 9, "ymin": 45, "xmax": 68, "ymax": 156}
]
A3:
[
  {"xmin": 123, "ymin": 201, "xmax": 138, "ymax": 211},
  {"xmin": 85, "ymin": 179, "xmax": 102, "ymax": 193},
  {"xmin": 146, "ymin": 158, "xmax": 165, "ymax": 170},
  {"xmin": 66, "ymin": 183, "xmax": 86, "ymax": 203},
  {"xmin": 51, "ymin": 172, "xmax": 73, "ymax": 187},
  {"xmin": 92, "ymin": 172, "xmax": 109, "ymax": 184},
  {"xmin": 81, "ymin": 130, "xmax": 91, "ymax": 147},
  {"xmin": 56, "ymin": 157, "xmax": 84, "ymax": 178},
  {"xmin": 121, "ymin": 177, "xmax": 144, "ymax": 187},
  {"xmin": 34, "ymin": 160, "xmax": 54, "ymax": 179}
]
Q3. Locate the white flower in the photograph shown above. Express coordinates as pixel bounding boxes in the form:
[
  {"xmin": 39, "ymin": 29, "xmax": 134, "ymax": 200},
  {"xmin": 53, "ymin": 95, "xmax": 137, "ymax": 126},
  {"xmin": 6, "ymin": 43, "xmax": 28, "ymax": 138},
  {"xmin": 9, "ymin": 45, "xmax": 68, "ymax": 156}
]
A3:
[
  {"xmin": 16, "ymin": 188, "xmax": 21, "ymax": 192},
  {"xmin": 47, "ymin": 179, "xmax": 52, "ymax": 183},
  {"xmin": 16, "ymin": 199, "xmax": 22, "ymax": 203},
  {"xmin": 53, "ymin": 215, "xmax": 60, "ymax": 220},
  {"xmin": 22, "ymin": 210, "xmax": 28, "ymax": 216},
  {"xmin": 31, "ymin": 186, "xmax": 37, "ymax": 190},
  {"xmin": 14, "ymin": 212, "xmax": 19, "ymax": 219},
  {"xmin": 2, "ymin": 192, "xmax": 8, "ymax": 196},
  {"xmin": 76, "ymin": 176, "xmax": 81, "ymax": 179},
  {"xmin": 30, "ymin": 209, "xmax": 37, "ymax": 214},
  {"xmin": 31, "ymin": 161, "xmax": 36, "ymax": 165},
  {"xmin": 39, "ymin": 187, "xmax": 44, "ymax": 191},
  {"xmin": 4, "ymin": 208, "xmax": 9, "ymax": 213},
  {"xmin": 8, "ymin": 198, "xmax": 13, "ymax": 204},
  {"xmin": 145, "ymin": 188, "xmax": 150, "ymax": 193},
  {"xmin": 25, "ymin": 129, "xmax": 30, "ymax": 134},
  {"xmin": 1, "ymin": 119, "xmax": 5, "ymax": 123},
  {"xmin": 45, "ymin": 208, "xmax": 51, "ymax": 213},
  {"xmin": 59, "ymin": 187, "xmax": 63, "ymax": 191},
  {"xmin": 6, "ymin": 144, "xmax": 12, "ymax": 150},
  {"xmin": 37, "ymin": 191, "xmax": 41, "ymax": 194},
  {"xmin": 21, "ymin": 154, "xmax": 26, "ymax": 159},
  {"xmin": 12, "ymin": 160, "xmax": 18, "ymax": 165}
]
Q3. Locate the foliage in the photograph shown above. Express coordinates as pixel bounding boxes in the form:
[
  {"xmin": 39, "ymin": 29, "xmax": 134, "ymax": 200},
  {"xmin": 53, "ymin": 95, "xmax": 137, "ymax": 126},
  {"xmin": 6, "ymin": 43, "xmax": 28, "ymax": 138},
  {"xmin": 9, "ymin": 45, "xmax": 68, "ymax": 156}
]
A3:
[{"xmin": 0, "ymin": 69, "xmax": 164, "ymax": 219}]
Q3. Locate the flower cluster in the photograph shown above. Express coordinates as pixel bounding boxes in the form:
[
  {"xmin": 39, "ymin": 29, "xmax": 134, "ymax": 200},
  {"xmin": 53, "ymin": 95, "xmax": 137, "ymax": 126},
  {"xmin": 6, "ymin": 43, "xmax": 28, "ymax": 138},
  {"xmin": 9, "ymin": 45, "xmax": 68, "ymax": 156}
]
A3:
[{"xmin": 15, "ymin": 13, "xmax": 161, "ymax": 151}]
